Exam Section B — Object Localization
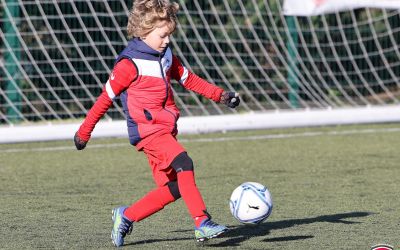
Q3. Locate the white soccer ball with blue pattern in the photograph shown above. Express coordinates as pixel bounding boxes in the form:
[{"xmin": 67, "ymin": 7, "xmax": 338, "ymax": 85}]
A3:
[{"xmin": 229, "ymin": 182, "xmax": 273, "ymax": 225}]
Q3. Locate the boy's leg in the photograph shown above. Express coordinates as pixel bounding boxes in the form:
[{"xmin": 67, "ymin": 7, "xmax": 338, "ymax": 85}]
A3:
[
  {"xmin": 123, "ymin": 181, "xmax": 180, "ymax": 222},
  {"xmin": 111, "ymin": 140, "xmax": 181, "ymax": 247},
  {"xmin": 141, "ymin": 133, "xmax": 227, "ymax": 241},
  {"xmin": 143, "ymin": 134, "xmax": 209, "ymax": 226},
  {"xmin": 170, "ymin": 152, "xmax": 208, "ymax": 227},
  {"xmin": 170, "ymin": 151, "xmax": 228, "ymax": 241}
]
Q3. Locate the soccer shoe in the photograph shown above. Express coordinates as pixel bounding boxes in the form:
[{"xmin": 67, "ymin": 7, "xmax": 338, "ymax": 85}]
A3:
[
  {"xmin": 111, "ymin": 206, "xmax": 133, "ymax": 247},
  {"xmin": 194, "ymin": 219, "xmax": 228, "ymax": 242}
]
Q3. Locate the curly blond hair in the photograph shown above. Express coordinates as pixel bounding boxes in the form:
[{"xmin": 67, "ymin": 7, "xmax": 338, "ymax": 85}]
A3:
[{"xmin": 127, "ymin": 0, "xmax": 179, "ymax": 39}]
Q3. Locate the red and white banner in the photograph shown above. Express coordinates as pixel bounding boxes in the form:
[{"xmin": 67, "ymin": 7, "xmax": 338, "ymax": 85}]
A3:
[{"xmin": 283, "ymin": 0, "xmax": 400, "ymax": 16}]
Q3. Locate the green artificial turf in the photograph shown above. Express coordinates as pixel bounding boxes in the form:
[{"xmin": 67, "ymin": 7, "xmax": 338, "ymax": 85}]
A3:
[{"xmin": 0, "ymin": 124, "xmax": 399, "ymax": 249}]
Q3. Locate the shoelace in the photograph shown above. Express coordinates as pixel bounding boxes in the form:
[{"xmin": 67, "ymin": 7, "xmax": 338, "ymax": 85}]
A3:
[
  {"xmin": 202, "ymin": 220, "xmax": 221, "ymax": 229},
  {"xmin": 119, "ymin": 217, "xmax": 133, "ymax": 235}
]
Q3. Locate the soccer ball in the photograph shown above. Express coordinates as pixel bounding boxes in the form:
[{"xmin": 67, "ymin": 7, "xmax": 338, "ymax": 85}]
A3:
[{"xmin": 229, "ymin": 182, "xmax": 273, "ymax": 225}]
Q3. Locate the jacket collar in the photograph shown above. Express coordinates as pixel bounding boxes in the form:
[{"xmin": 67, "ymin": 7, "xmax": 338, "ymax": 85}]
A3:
[{"xmin": 130, "ymin": 38, "xmax": 168, "ymax": 57}]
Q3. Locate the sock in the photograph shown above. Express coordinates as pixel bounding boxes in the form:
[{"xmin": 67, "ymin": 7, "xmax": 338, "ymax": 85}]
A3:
[
  {"xmin": 123, "ymin": 185, "xmax": 175, "ymax": 222},
  {"xmin": 194, "ymin": 215, "xmax": 209, "ymax": 228},
  {"xmin": 177, "ymin": 171, "xmax": 208, "ymax": 228}
]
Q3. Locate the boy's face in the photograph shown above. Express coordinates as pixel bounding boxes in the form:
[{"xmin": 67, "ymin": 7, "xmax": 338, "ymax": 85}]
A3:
[{"xmin": 143, "ymin": 21, "xmax": 173, "ymax": 53}]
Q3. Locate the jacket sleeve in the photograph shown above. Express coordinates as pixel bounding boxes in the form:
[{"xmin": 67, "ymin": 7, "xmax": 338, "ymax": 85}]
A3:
[
  {"xmin": 77, "ymin": 59, "xmax": 137, "ymax": 141},
  {"xmin": 170, "ymin": 55, "xmax": 224, "ymax": 102}
]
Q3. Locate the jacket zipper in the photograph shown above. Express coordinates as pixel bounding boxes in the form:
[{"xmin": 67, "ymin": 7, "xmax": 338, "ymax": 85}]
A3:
[
  {"xmin": 158, "ymin": 54, "xmax": 169, "ymax": 108},
  {"xmin": 158, "ymin": 54, "xmax": 177, "ymax": 121}
]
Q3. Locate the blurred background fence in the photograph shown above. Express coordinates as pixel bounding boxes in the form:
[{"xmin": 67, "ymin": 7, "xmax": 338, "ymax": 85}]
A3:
[{"xmin": 0, "ymin": 0, "xmax": 399, "ymax": 132}]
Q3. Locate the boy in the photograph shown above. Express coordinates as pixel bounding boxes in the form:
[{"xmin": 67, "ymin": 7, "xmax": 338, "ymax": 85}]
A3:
[{"xmin": 74, "ymin": 0, "xmax": 240, "ymax": 247}]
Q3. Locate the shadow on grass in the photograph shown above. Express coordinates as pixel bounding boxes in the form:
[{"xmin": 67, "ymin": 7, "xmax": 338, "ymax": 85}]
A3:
[
  {"xmin": 206, "ymin": 211, "xmax": 373, "ymax": 247},
  {"xmin": 124, "ymin": 237, "xmax": 193, "ymax": 246},
  {"xmin": 263, "ymin": 235, "xmax": 314, "ymax": 242},
  {"xmin": 125, "ymin": 212, "xmax": 372, "ymax": 247}
]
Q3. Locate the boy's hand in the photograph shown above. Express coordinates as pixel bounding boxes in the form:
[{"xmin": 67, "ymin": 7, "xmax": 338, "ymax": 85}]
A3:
[
  {"xmin": 220, "ymin": 91, "xmax": 240, "ymax": 108},
  {"xmin": 74, "ymin": 132, "xmax": 88, "ymax": 150}
]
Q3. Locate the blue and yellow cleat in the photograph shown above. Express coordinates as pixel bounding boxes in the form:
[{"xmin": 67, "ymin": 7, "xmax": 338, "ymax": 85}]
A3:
[
  {"xmin": 111, "ymin": 206, "xmax": 133, "ymax": 247},
  {"xmin": 194, "ymin": 219, "xmax": 228, "ymax": 242}
]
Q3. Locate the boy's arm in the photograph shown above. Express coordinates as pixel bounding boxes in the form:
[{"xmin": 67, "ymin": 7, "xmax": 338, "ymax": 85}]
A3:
[
  {"xmin": 74, "ymin": 59, "xmax": 137, "ymax": 150},
  {"xmin": 171, "ymin": 55, "xmax": 240, "ymax": 107}
]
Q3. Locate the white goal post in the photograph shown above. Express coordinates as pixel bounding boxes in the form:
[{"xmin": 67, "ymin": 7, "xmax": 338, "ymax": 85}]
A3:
[{"xmin": 1, "ymin": 0, "xmax": 400, "ymax": 143}]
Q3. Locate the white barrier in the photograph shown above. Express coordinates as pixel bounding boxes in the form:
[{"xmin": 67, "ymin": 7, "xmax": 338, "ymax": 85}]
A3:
[{"xmin": 1, "ymin": 105, "xmax": 400, "ymax": 144}]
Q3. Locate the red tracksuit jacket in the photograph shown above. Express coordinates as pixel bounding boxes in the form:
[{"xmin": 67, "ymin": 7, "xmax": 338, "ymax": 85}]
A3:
[{"xmin": 77, "ymin": 38, "xmax": 224, "ymax": 149}]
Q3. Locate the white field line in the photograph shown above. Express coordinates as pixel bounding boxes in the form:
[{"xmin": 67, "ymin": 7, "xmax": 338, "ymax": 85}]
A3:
[{"xmin": 1, "ymin": 127, "xmax": 400, "ymax": 154}]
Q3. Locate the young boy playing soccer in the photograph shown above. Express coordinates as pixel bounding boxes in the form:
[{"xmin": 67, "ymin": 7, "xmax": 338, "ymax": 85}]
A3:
[{"xmin": 73, "ymin": 0, "xmax": 240, "ymax": 247}]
